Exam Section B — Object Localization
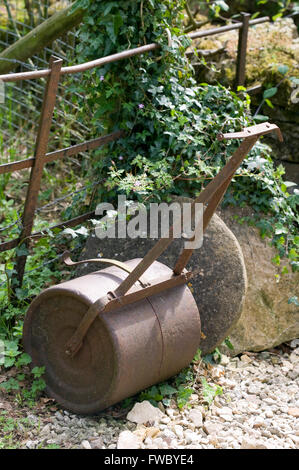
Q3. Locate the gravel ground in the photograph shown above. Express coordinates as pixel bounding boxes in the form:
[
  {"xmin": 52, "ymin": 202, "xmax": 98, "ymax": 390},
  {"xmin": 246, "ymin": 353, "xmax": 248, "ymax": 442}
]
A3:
[{"xmin": 0, "ymin": 342, "xmax": 298, "ymax": 449}]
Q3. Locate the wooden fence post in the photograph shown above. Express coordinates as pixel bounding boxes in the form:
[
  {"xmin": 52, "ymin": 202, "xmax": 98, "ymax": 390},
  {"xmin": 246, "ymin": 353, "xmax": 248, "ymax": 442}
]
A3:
[{"xmin": 14, "ymin": 55, "xmax": 62, "ymax": 288}]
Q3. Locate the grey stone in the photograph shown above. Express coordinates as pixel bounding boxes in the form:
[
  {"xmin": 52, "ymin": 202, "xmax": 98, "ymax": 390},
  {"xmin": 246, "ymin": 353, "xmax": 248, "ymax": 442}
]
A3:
[
  {"xmin": 90, "ymin": 437, "xmax": 104, "ymax": 449},
  {"xmin": 81, "ymin": 440, "xmax": 91, "ymax": 449},
  {"xmin": 126, "ymin": 401, "xmax": 164, "ymax": 425}
]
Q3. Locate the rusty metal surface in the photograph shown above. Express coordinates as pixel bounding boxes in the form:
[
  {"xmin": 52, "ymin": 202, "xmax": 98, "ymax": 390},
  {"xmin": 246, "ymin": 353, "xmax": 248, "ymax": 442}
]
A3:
[
  {"xmin": 173, "ymin": 123, "xmax": 283, "ymax": 274},
  {"xmin": 0, "ymin": 17, "xmax": 269, "ymax": 83},
  {"xmin": 23, "ymin": 259, "xmax": 200, "ymax": 414},
  {"xmin": 62, "ymin": 251, "xmax": 150, "ymax": 288},
  {"xmin": 173, "ymin": 135, "xmax": 259, "ymax": 274},
  {"xmin": 217, "ymin": 122, "xmax": 283, "ymax": 142},
  {"xmin": 14, "ymin": 56, "xmax": 62, "ymax": 285},
  {"xmin": 64, "ymin": 268, "xmax": 192, "ymax": 358},
  {"xmin": 235, "ymin": 13, "xmax": 250, "ymax": 88},
  {"xmin": 188, "ymin": 16, "xmax": 269, "ymax": 40},
  {"xmin": 0, "ymin": 131, "xmax": 124, "ymax": 176}
]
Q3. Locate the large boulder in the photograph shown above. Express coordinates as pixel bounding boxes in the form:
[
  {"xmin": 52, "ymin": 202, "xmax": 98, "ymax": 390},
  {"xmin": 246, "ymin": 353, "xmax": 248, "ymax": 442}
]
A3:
[
  {"xmin": 219, "ymin": 205, "xmax": 299, "ymax": 355},
  {"xmin": 76, "ymin": 201, "xmax": 247, "ymax": 356}
]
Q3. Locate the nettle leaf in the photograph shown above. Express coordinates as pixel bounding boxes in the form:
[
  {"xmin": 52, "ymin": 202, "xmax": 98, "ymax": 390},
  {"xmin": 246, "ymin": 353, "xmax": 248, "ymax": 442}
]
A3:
[{"xmin": 16, "ymin": 353, "xmax": 32, "ymax": 367}]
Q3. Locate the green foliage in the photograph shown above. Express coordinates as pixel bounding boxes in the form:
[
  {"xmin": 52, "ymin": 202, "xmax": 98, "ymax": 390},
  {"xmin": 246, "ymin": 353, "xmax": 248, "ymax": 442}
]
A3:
[
  {"xmin": 0, "ymin": 359, "xmax": 46, "ymax": 406},
  {"xmin": 201, "ymin": 0, "xmax": 296, "ymax": 22},
  {"xmin": 0, "ymin": 411, "xmax": 35, "ymax": 449},
  {"xmin": 72, "ymin": 0, "xmax": 298, "ymax": 274},
  {"xmin": 200, "ymin": 377, "xmax": 223, "ymax": 406},
  {"xmin": 139, "ymin": 367, "xmax": 194, "ymax": 409}
]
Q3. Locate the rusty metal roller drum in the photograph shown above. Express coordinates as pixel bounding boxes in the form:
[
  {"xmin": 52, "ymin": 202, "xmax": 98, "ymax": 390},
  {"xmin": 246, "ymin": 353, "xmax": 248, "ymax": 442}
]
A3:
[{"xmin": 23, "ymin": 259, "xmax": 200, "ymax": 415}]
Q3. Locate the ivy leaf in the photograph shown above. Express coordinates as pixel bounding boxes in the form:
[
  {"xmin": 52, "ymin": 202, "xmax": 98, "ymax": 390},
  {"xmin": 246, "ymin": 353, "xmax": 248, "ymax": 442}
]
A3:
[
  {"xmin": 62, "ymin": 228, "xmax": 78, "ymax": 239},
  {"xmin": 74, "ymin": 227, "xmax": 89, "ymax": 237},
  {"xmin": 215, "ymin": 0, "xmax": 229, "ymax": 11},
  {"xmin": 290, "ymin": 77, "xmax": 299, "ymax": 85},
  {"xmin": 263, "ymin": 87, "xmax": 278, "ymax": 99},
  {"xmin": 16, "ymin": 245, "xmax": 29, "ymax": 257},
  {"xmin": 159, "ymin": 383, "xmax": 177, "ymax": 396},
  {"xmin": 254, "ymin": 114, "xmax": 269, "ymax": 122},
  {"xmin": 277, "ymin": 65, "xmax": 289, "ymax": 75}
]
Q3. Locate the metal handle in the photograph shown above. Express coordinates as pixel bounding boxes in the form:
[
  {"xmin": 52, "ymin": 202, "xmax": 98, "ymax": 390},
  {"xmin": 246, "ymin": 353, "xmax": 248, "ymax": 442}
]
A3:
[{"xmin": 62, "ymin": 251, "xmax": 150, "ymax": 288}]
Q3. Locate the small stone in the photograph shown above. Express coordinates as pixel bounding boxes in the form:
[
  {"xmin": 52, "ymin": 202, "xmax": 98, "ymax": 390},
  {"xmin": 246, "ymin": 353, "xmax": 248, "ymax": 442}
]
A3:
[
  {"xmin": 220, "ymin": 354, "xmax": 230, "ymax": 365},
  {"xmin": 253, "ymin": 418, "xmax": 265, "ymax": 429},
  {"xmin": 117, "ymin": 431, "xmax": 142, "ymax": 449},
  {"xmin": 81, "ymin": 440, "xmax": 91, "ymax": 449},
  {"xmin": 160, "ymin": 416, "xmax": 171, "ymax": 425},
  {"xmin": 151, "ymin": 437, "xmax": 168, "ymax": 449},
  {"xmin": 241, "ymin": 438, "xmax": 268, "ymax": 449},
  {"xmin": 54, "ymin": 411, "xmax": 64, "ymax": 421},
  {"xmin": 90, "ymin": 437, "xmax": 104, "ymax": 449},
  {"xmin": 126, "ymin": 401, "xmax": 164, "ymax": 424},
  {"xmin": 289, "ymin": 435, "xmax": 299, "ymax": 445},
  {"xmin": 208, "ymin": 434, "xmax": 219, "ymax": 447},
  {"xmin": 290, "ymin": 339, "xmax": 299, "ymax": 349},
  {"xmin": 144, "ymin": 437, "xmax": 153, "ymax": 446},
  {"xmin": 166, "ymin": 408, "xmax": 178, "ymax": 418},
  {"xmin": 287, "ymin": 407, "xmax": 299, "ymax": 417},
  {"xmin": 157, "ymin": 402, "xmax": 165, "ymax": 414},
  {"xmin": 189, "ymin": 409, "xmax": 203, "ymax": 428},
  {"xmin": 240, "ymin": 355, "xmax": 252, "ymax": 363},
  {"xmin": 203, "ymin": 421, "xmax": 223, "ymax": 435},
  {"xmin": 133, "ymin": 425, "xmax": 147, "ymax": 442},
  {"xmin": 160, "ymin": 429, "xmax": 176, "ymax": 440},
  {"xmin": 287, "ymin": 364, "xmax": 299, "ymax": 380},
  {"xmin": 173, "ymin": 425, "xmax": 184, "ymax": 440},
  {"xmin": 25, "ymin": 440, "xmax": 38, "ymax": 449},
  {"xmin": 146, "ymin": 427, "xmax": 160, "ymax": 439},
  {"xmin": 170, "ymin": 439, "xmax": 179, "ymax": 448},
  {"xmin": 216, "ymin": 407, "xmax": 233, "ymax": 417},
  {"xmin": 260, "ymin": 352, "xmax": 270, "ymax": 360}
]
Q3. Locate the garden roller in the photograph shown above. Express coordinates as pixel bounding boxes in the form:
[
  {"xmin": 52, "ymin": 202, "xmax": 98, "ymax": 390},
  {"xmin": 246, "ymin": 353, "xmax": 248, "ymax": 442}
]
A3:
[{"xmin": 23, "ymin": 122, "xmax": 282, "ymax": 414}]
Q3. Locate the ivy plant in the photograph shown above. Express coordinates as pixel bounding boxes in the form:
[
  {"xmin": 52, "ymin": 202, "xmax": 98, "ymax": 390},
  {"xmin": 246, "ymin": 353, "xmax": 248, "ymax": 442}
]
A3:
[{"xmin": 71, "ymin": 0, "xmax": 298, "ymax": 272}]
